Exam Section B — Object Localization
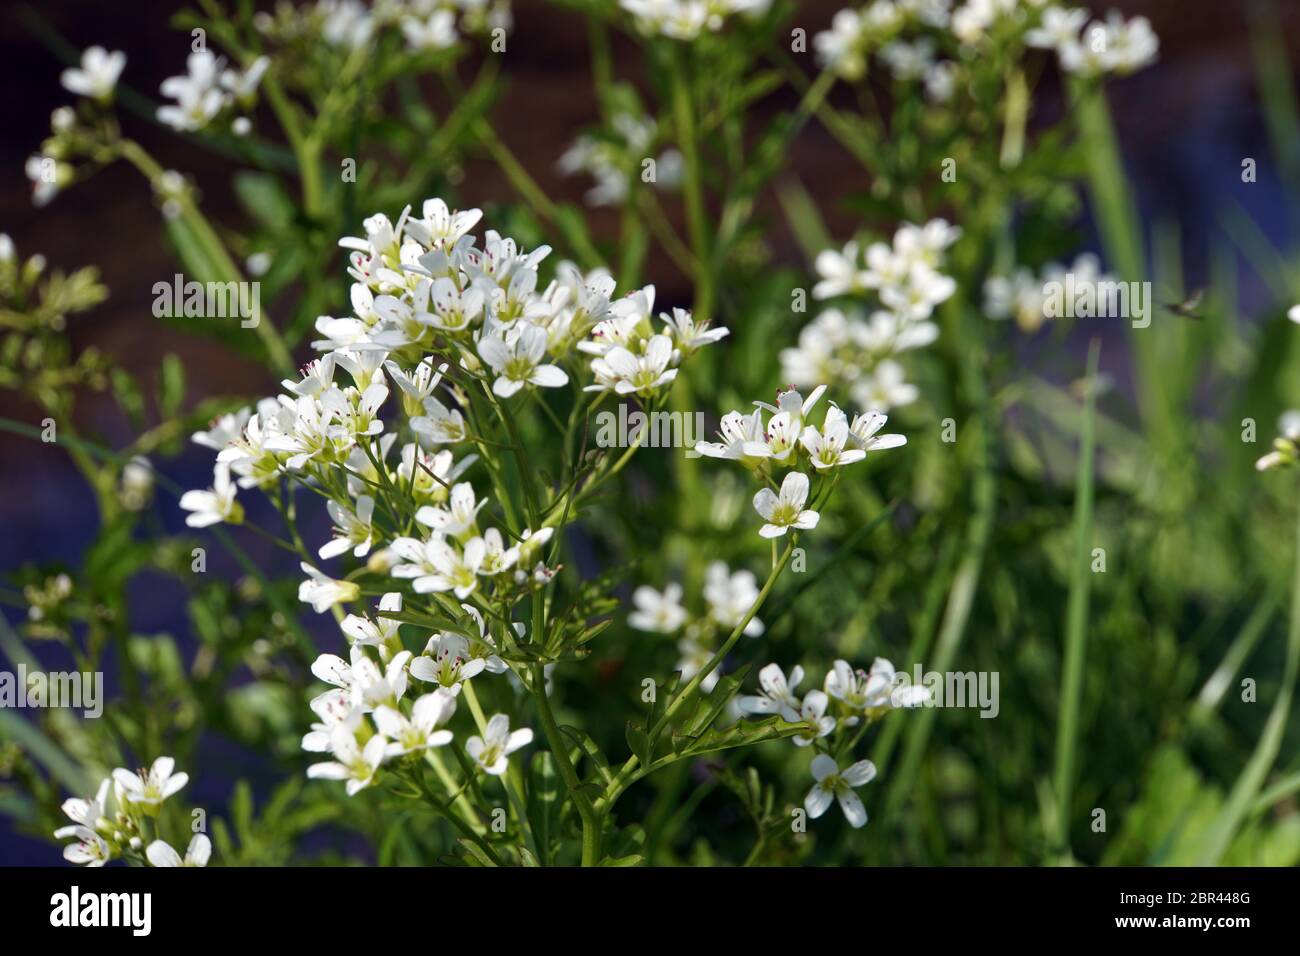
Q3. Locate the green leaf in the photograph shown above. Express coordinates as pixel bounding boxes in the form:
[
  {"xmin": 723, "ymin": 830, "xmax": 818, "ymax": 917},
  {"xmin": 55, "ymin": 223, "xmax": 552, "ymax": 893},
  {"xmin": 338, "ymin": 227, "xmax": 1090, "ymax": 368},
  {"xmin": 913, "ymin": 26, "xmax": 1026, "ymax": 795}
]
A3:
[
  {"xmin": 158, "ymin": 353, "xmax": 185, "ymax": 419},
  {"xmin": 625, "ymin": 721, "xmax": 653, "ymax": 767},
  {"xmin": 527, "ymin": 750, "xmax": 562, "ymax": 862},
  {"xmin": 559, "ymin": 725, "xmax": 613, "ymax": 786},
  {"xmin": 456, "ymin": 838, "xmax": 499, "ymax": 867}
]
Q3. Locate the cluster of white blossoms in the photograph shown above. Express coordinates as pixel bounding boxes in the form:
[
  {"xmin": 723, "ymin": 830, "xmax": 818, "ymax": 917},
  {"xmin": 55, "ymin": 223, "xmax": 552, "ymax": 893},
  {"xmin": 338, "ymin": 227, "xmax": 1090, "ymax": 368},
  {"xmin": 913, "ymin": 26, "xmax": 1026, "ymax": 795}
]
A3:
[
  {"xmin": 253, "ymin": 0, "xmax": 512, "ymax": 52},
  {"xmin": 25, "ymin": 47, "xmax": 128, "ymax": 206},
  {"xmin": 983, "ymin": 252, "xmax": 1112, "ymax": 333},
  {"xmin": 737, "ymin": 658, "xmax": 929, "ymax": 828},
  {"xmin": 181, "ymin": 197, "xmax": 728, "ymax": 796},
  {"xmin": 781, "ymin": 220, "xmax": 959, "ymax": 413},
  {"xmin": 620, "ymin": 0, "xmax": 771, "ymax": 41},
  {"xmin": 157, "ymin": 50, "xmax": 270, "ymax": 134},
  {"xmin": 303, "ymin": 595, "xmax": 531, "ymax": 793},
  {"xmin": 696, "ymin": 384, "xmax": 906, "ymax": 537},
  {"xmin": 1025, "ymin": 6, "xmax": 1158, "ymax": 77},
  {"xmin": 558, "ymin": 112, "xmax": 683, "ymax": 208},
  {"xmin": 815, "ymin": 1, "xmax": 1156, "ymax": 85},
  {"xmin": 53, "ymin": 757, "xmax": 209, "ymax": 868},
  {"xmin": 629, "ymin": 562, "xmax": 766, "ymax": 691}
]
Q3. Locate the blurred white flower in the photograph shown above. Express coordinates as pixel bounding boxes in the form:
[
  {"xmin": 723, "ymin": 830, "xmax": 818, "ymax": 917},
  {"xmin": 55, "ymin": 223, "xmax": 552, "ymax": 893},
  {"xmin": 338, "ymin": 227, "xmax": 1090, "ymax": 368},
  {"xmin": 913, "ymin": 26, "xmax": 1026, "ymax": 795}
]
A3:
[{"xmin": 61, "ymin": 46, "xmax": 126, "ymax": 101}]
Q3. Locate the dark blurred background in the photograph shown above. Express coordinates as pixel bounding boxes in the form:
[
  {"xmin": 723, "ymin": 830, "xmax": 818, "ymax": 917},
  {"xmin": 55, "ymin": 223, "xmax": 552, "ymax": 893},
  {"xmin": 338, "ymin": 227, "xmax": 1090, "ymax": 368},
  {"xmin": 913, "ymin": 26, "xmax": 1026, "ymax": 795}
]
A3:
[{"xmin": 1, "ymin": 0, "xmax": 1298, "ymax": 863}]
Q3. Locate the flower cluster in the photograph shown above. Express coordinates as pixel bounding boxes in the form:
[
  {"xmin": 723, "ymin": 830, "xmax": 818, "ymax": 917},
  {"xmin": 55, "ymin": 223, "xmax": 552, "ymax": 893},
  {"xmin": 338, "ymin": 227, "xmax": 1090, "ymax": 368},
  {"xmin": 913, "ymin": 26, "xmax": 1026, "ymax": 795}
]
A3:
[
  {"xmin": 815, "ymin": 2, "xmax": 1157, "ymax": 85},
  {"xmin": 782, "ymin": 220, "xmax": 958, "ymax": 413},
  {"xmin": 737, "ymin": 658, "xmax": 928, "ymax": 828},
  {"xmin": 1025, "ymin": 6, "xmax": 1158, "ymax": 77},
  {"xmin": 696, "ymin": 384, "xmax": 906, "ymax": 537},
  {"xmin": 629, "ymin": 562, "xmax": 766, "ymax": 691},
  {"xmin": 983, "ymin": 252, "xmax": 1112, "ymax": 333},
  {"xmin": 253, "ymin": 0, "xmax": 513, "ymax": 52},
  {"xmin": 53, "ymin": 757, "xmax": 208, "ymax": 867},
  {"xmin": 181, "ymin": 197, "xmax": 726, "ymax": 798},
  {"xmin": 558, "ymin": 111, "xmax": 682, "ymax": 208},
  {"xmin": 304, "ymin": 594, "xmax": 530, "ymax": 793},
  {"xmin": 156, "ymin": 50, "xmax": 270, "ymax": 134},
  {"xmin": 620, "ymin": 0, "xmax": 771, "ymax": 41}
]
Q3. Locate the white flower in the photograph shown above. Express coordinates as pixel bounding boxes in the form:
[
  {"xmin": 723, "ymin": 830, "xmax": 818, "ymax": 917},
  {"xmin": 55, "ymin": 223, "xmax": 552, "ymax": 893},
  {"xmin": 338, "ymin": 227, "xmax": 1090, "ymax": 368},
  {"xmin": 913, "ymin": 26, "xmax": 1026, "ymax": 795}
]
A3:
[
  {"xmin": 340, "ymin": 593, "xmax": 404, "ymax": 654},
  {"xmin": 302, "ymin": 690, "xmax": 361, "ymax": 752},
  {"xmin": 752, "ymin": 472, "xmax": 819, "ymax": 538},
  {"xmin": 477, "ymin": 323, "xmax": 568, "ymax": 397},
  {"xmin": 805, "ymin": 753, "xmax": 877, "ymax": 828},
  {"xmin": 693, "ymin": 409, "xmax": 771, "ymax": 467},
  {"xmin": 852, "ymin": 359, "xmax": 918, "ymax": 411},
  {"xmin": 311, "ymin": 646, "xmax": 412, "ymax": 712},
  {"xmin": 845, "ymin": 410, "xmax": 907, "ymax": 453},
  {"xmin": 586, "ymin": 334, "xmax": 678, "ymax": 396},
  {"xmin": 814, "ymin": 10, "xmax": 865, "ymax": 79},
  {"xmin": 466, "ymin": 713, "xmax": 533, "ymax": 775},
  {"xmin": 180, "ymin": 462, "xmax": 245, "ymax": 527},
  {"xmin": 1289, "ymin": 304, "xmax": 1300, "ymax": 325},
  {"xmin": 26, "ymin": 154, "xmax": 65, "ymax": 207},
  {"xmin": 157, "ymin": 50, "xmax": 227, "ymax": 131},
  {"xmin": 410, "ymin": 394, "xmax": 468, "ymax": 444},
  {"xmin": 754, "ymin": 385, "xmax": 826, "ymax": 435},
  {"xmin": 410, "ymin": 632, "xmax": 484, "ymax": 688},
  {"xmin": 390, "ymin": 535, "xmax": 484, "ymax": 598},
  {"xmin": 1025, "ymin": 6, "xmax": 1087, "ymax": 50},
  {"xmin": 405, "ymin": 198, "xmax": 482, "ymax": 249},
  {"xmin": 220, "ymin": 56, "xmax": 269, "ymax": 102},
  {"xmin": 402, "ymin": 10, "xmax": 457, "ymax": 51},
  {"xmin": 112, "ymin": 756, "xmax": 189, "ymax": 808},
  {"xmin": 415, "ymin": 481, "xmax": 486, "ymax": 538},
  {"xmin": 54, "ymin": 779, "xmax": 111, "ymax": 841},
  {"xmin": 61, "ymin": 46, "xmax": 126, "ymax": 101},
  {"xmin": 307, "ymin": 725, "xmax": 388, "ymax": 796},
  {"xmin": 879, "ymin": 38, "xmax": 935, "ymax": 82},
  {"xmin": 146, "ymin": 834, "xmax": 211, "ymax": 868},
  {"xmin": 61, "ymin": 827, "xmax": 112, "ymax": 867},
  {"xmin": 298, "ymin": 562, "xmax": 362, "ymax": 613},
  {"xmin": 477, "ymin": 528, "xmax": 520, "ymax": 575},
  {"xmin": 629, "ymin": 583, "xmax": 688, "ymax": 633},
  {"xmin": 374, "ymin": 691, "xmax": 457, "ymax": 756},
  {"xmin": 703, "ymin": 562, "xmax": 764, "ymax": 636},
  {"xmin": 813, "ymin": 241, "xmax": 870, "ymax": 299},
  {"xmin": 320, "ymin": 495, "xmax": 376, "ymax": 559},
  {"xmin": 738, "ymin": 663, "xmax": 804, "ymax": 720},
  {"xmin": 801, "ymin": 405, "xmax": 867, "ymax": 470},
  {"xmin": 660, "ymin": 307, "xmax": 728, "ymax": 355},
  {"xmin": 792, "ymin": 690, "xmax": 835, "ymax": 746}
]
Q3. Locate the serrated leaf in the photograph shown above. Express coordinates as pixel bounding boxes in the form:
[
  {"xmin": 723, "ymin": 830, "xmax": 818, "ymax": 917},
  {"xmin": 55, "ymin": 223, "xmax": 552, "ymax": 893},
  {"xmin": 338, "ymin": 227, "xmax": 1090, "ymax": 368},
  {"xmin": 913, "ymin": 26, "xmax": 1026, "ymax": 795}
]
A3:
[{"xmin": 673, "ymin": 715, "xmax": 803, "ymax": 758}]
